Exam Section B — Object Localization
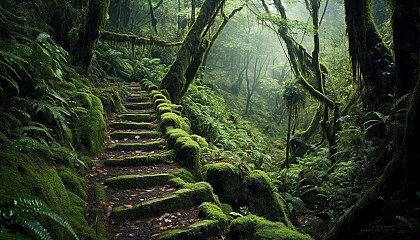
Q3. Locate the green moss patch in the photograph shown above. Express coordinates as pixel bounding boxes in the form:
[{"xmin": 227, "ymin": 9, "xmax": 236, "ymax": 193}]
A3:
[
  {"xmin": 109, "ymin": 130, "xmax": 161, "ymax": 140},
  {"xmin": 228, "ymin": 215, "xmax": 312, "ymax": 240},
  {"xmin": 0, "ymin": 150, "xmax": 95, "ymax": 239},
  {"xmin": 106, "ymin": 140, "xmax": 166, "ymax": 151},
  {"xmin": 108, "ymin": 122, "xmax": 156, "ymax": 130},
  {"xmin": 242, "ymin": 170, "xmax": 290, "ymax": 225},
  {"xmin": 103, "ymin": 150, "xmax": 175, "ymax": 166},
  {"xmin": 58, "ymin": 167, "xmax": 88, "ymax": 201},
  {"xmin": 71, "ymin": 92, "xmax": 106, "ymax": 156},
  {"xmin": 205, "ymin": 163, "xmax": 242, "ymax": 208},
  {"xmin": 159, "ymin": 112, "xmax": 191, "ymax": 134},
  {"xmin": 116, "ymin": 113, "xmax": 156, "ymax": 122},
  {"xmin": 105, "ymin": 174, "xmax": 171, "ymax": 189}
]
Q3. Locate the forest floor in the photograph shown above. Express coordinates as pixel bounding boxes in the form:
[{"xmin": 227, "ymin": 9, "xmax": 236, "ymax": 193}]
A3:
[{"xmin": 85, "ymin": 81, "xmax": 223, "ymax": 240}]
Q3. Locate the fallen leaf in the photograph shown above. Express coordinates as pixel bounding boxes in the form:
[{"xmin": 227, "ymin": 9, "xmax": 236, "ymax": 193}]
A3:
[
  {"xmin": 135, "ymin": 135, "xmax": 140, "ymax": 139},
  {"xmin": 128, "ymin": 233, "xmax": 135, "ymax": 237},
  {"xmin": 176, "ymin": 212, "xmax": 181, "ymax": 216},
  {"xmin": 151, "ymin": 233, "xmax": 160, "ymax": 238},
  {"xmin": 124, "ymin": 204, "xmax": 133, "ymax": 208}
]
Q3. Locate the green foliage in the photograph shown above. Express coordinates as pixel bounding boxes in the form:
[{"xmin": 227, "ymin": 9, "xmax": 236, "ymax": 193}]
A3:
[{"xmin": 0, "ymin": 194, "xmax": 79, "ymax": 240}]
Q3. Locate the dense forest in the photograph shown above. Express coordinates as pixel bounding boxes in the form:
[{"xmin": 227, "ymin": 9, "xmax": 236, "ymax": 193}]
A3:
[{"xmin": 0, "ymin": 0, "xmax": 419, "ymax": 239}]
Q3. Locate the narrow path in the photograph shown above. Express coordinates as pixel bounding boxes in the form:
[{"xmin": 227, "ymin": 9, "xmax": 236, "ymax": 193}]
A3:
[{"xmin": 86, "ymin": 81, "xmax": 209, "ymax": 240}]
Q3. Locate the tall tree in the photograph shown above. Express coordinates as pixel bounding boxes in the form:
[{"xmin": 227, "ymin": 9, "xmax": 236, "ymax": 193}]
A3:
[{"xmin": 160, "ymin": 0, "xmax": 226, "ymax": 103}]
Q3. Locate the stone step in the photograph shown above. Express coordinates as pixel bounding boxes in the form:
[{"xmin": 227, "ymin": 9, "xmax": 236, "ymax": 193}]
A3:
[
  {"xmin": 109, "ymin": 130, "xmax": 161, "ymax": 140},
  {"xmin": 106, "ymin": 140, "xmax": 166, "ymax": 152},
  {"xmin": 104, "ymin": 150, "xmax": 175, "ymax": 166},
  {"xmin": 108, "ymin": 122, "xmax": 156, "ymax": 130},
  {"xmin": 112, "ymin": 182, "xmax": 218, "ymax": 223},
  {"xmin": 117, "ymin": 113, "xmax": 156, "ymax": 122},
  {"xmin": 157, "ymin": 202, "xmax": 228, "ymax": 240},
  {"xmin": 125, "ymin": 95, "xmax": 150, "ymax": 102},
  {"xmin": 124, "ymin": 102, "xmax": 154, "ymax": 110},
  {"xmin": 105, "ymin": 173, "xmax": 172, "ymax": 189}
]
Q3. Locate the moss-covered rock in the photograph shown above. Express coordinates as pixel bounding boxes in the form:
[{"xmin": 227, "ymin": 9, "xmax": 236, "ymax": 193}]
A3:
[
  {"xmin": 166, "ymin": 128, "xmax": 190, "ymax": 148},
  {"xmin": 205, "ymin": 163, "xmax": 242, "ymax": 208},
  {"xmin": 159, "ymin": 112, "xmax": 191, "ymax": 134},
  {"xmin": 0, "ymin": 150, "xmax": 95, "ymax": 239},
  {"xmin": 228, "ymin": 215, "xmax": 312, "ymax": 240},
  {"xmin": 58, "ymin": 167, "xmax": 88, "ymax": 201},
  {"xmin": 117, "ymin": 113, "xmax": 156, "ymax": 122},
  {"xmin": 71, "ymin": 92, "xmax": 106, "ymax": 156},
  {"xmin": 242, "ymin": 170, "xmax": 291, "ymax": 226},
  {"xmin": 174, "ymin": 136, "xmax": 203, "ymax": 180},
  {"xmin": 109, "ymin": 130, "xmax": 161, "ymax": 140},
  {"xmin": 191, "ymin": 134, "xmax": 208, "ymax": 148}
]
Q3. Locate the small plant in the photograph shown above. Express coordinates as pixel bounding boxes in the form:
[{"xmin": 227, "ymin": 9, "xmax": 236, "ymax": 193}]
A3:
[{"xmin": 0, "ymin": 194, "xmax": 79, "ymax": 240}]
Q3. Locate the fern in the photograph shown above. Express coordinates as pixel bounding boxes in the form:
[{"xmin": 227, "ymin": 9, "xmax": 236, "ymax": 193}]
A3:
[{"xmin": 0, "ymin": 194, "xmax": 79, "ymax": 240}]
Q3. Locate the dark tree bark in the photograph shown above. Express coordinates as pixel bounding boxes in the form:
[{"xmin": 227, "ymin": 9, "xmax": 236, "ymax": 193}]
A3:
[
  {"xmin": 147, "ymin": 0, "xmax": 158, "ymax": 33},
  {"xmin": 70, "ymin": 0, "xmax": 110, "ymax": 72},
  {"xmin": 160, "ymin": 0, "xmax": 226, "ymax": 103}
]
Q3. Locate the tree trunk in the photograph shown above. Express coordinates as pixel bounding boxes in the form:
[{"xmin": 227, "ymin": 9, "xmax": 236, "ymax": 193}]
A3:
[
  {"xmin": 344, "ymin": 0, "xmax": 394, "ymax": 107},
  {"xmin": 160, "ymin": 0, "xmax": 225, "ymax": 103},
  {"xmin": 71, "ymin": 0, "xmax": 110, "ymax": 72}
]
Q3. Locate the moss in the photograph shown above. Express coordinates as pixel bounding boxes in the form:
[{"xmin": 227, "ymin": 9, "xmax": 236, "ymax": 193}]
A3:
[
  {"xmin": 159, "ymin": 112, "xmax": 191, "ymax": 134},
  {"xmin": 154, "ymin": 98, "xmax": 167, "ymax": 109},
  {"xmin": 58, "ymin": 167, "xmax": 88, "ymax": 201},
  {"xmin": 170, "ymin": 168, "xmax": 195, "ymax": 184},
  {"xmin": 103, "ymin": 150, "xmax": 175, "ymax": 166},
  {"xmin": 242, "ymin": 170, "xmax": 291, "ymax": 226},
  {"xmin": 106, "ymin": 140, "xmax": 166, "ymax": 151},
  {"xmin": 190, "ymin": 182, "xmax": 220, "ymax": 206},
  {"xmin": 191, "ymin": 134, "xmax": 208, "ymax": 148},
  {"xmin": 71, "ymin": 92, "xmax": 106, "ymax": 156},
  {"xmin": 174, "ymin": 137, "xmax": 203, "ymax": 180},
  {"xmin": 94, "ymin": 182, "xmax": 107, "ymax": 203},
  {"xmin": 205, "ymin": 163, "xmax": 241, "ymax": 208},
  {"xmin": 198, "ymin": 202, "xmax": 229, "ymax": 224},
  {"xmin": 220, "ymin": 203, "xmax": 233, "ymax": 215},
  {"xmin": 166, "ymin": 128, "xmax": 190, "ymax": 148},
  {"xmin": 157, "ymin": 220, "xmax": 220, "ymax": 240},
  {"xmin": 157, "ymin": 106, "xmax": 173, "ymax": 115},
  {"xmin": 0, "ymin": 150, "xmax": 95, "ymax": 239},
  {"xmin": 105, "ymin": 174, "xmax": 171, "ymax": 189},
  {"xmin": 229, "ymin": 215, "xmax": 312, "ymax": 240},
  {"xmin": 108, "ymin": 122, "xmax": 156, "ymax": 130}
]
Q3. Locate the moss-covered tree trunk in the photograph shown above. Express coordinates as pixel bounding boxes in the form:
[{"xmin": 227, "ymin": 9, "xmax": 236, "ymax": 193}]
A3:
[
  {"xmin": 344, "ymin": 0, "xmax": 394, "ymax": 107},
  {"xmin": 160, "ymin": 0, "xmax": 225, "ymax": 103},
  {"xmin": 70, "ymin": 0, "xmax": 110, "ymax": 72},
  {"xmin": 324, "ymin": 1, "xmax": 420, "ymax": 238}
]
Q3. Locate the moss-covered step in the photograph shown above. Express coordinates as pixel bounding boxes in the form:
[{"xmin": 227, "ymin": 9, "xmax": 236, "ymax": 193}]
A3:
[
  {"xmin": 105, "ymin": 173, "xmax": 171, "ymax": 189},
  {"xmin": 109, "ymin": 130, "xmax": 161, "ymax": 140},
  {"xmin": 157, "ymin": 202, "xmax": 229, "ymax": 240},
  {"xmin": 116, "ymin": 113, "xmax": 156, "ymax": 122},
  {"xmin": 124, "ymin": 102, "xmax": 153, "ymax": 110},
  {"xmin": 112, "ymin": 182, "xmax": 219, "ymax": 223},
  {"xmin": 106, "ymin": 140, "xmax": 166, "ymax": 151},
  {"xmin": 104, "ymin": 150, "xmax": 175, "ymax": 166},
  {"xmin": 125, "ymin": 95, "xmax": 150, "ymax": 102},
  {"xmin": 108, "ymin": 122, "xmax": 156, "ymax": 130},
  {"xmin": 228, "ymin": 215, "xmax": 312, "ymax": 240}
]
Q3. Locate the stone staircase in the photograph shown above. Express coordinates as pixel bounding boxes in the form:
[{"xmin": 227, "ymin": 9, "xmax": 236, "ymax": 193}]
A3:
[{"xmin": 88, "ymin": 80, "xmax": 227, "ymax": 240}]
